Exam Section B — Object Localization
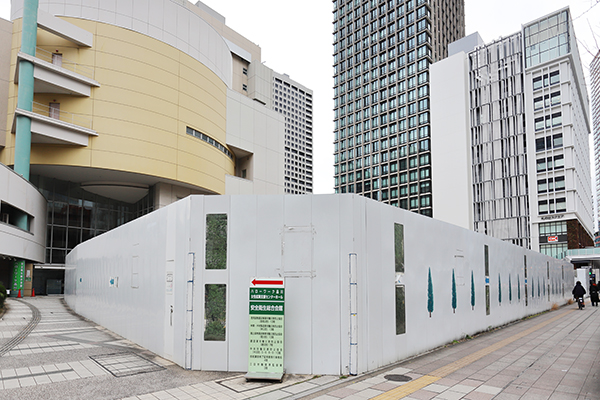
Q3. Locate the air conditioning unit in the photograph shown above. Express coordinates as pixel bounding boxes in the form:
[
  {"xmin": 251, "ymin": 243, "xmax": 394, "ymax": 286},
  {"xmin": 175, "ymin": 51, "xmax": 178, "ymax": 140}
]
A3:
[{"xmin": 1, "ymin": 213, "xmax": 8, "ymax": 224}]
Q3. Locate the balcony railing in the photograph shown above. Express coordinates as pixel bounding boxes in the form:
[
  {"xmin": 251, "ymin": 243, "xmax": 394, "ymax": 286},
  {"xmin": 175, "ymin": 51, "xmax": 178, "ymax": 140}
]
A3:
[
  {"xmin": 34, "ymin": 47, "xmax": 95, "ymax": 80},
  {"xmin": 30, "ymin": 101, "xmax": 93, "ymax": 130}
]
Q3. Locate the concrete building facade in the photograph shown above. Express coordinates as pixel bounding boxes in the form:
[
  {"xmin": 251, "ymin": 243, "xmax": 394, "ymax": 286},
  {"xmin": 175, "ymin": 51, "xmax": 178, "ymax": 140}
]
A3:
[
  {"xmin": 65, "ymin": 194, "xmax": 573, "ymax": 375},
  {"xmin": 1, "ymin": 0, "xmax": 310, "ymax": 293},
  {"xmin": 432, "ymin": 8, "xmax": 593, "ymax": 257},
  {"xmin": 272, "ymin": 72, "xmax": 313, "ymax": 194},
  {"xmin": 591, "ymin": 50, "xmax": 600, "ymax": 243},
  {"xmin": 0, "ymin": 162, "xmax": 46, "ymax": 294},
  {"xmin": 332, "ymin": 0, "xmax": 465, "ymax": 216}
]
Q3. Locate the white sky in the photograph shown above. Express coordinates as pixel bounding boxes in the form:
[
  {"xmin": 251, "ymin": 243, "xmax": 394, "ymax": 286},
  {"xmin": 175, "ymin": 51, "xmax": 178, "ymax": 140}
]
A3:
[{"xmin": 1, "ymin": 1, "xmax": 599, "ymax": 195}]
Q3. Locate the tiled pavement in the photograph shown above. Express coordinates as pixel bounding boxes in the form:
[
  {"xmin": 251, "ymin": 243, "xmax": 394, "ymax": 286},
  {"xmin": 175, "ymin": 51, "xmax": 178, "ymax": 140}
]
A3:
[{"xmin": 0, "ymin": 297, "xmax": 598, "ymax": 400}]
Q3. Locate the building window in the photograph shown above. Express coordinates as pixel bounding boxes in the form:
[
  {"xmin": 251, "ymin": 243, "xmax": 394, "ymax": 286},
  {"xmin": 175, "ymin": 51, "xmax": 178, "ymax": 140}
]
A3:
[
  {"xmin": 186, "ymin": 127, "xmax": 233, "ymax": 160},
  {"xmin": 553, "ymin": 133, "xmax": 562, "ymax": 147},
  {"xmin": 540, "ymin": 243, "xmax": 567, "ymax": 259},
  {"xmin": 556, "ymin": 197, "xmax": 566, "ymax": 212},
  {"xmin": 535, "ymin": 117, "xmax": 544, "ymax": 131},
  {"xmin": 552, "ymin": 113, "xmax": 562, "ymax": 127}
]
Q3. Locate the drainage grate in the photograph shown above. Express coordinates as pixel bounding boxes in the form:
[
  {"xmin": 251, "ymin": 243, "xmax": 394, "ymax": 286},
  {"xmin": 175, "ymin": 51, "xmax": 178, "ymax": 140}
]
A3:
[
  {"xmin": 90, "ymin": 352, "xmax": 165, "ymax": 377},
  {"xmin": 384, "ymin": 374, "xmax": 412, "ymax": 382}
]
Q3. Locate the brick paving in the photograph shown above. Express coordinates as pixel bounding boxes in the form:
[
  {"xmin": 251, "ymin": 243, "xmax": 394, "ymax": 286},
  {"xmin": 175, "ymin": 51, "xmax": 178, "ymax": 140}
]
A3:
[{"xmin": 0, "ymin": 297, "xmax": 598, "ymax": 399}]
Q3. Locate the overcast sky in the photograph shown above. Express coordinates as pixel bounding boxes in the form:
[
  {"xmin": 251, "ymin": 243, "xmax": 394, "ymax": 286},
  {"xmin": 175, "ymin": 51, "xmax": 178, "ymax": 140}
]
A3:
[{"xmin": 1, "ymin": 1, "xmax": 598, "ymax": 194}]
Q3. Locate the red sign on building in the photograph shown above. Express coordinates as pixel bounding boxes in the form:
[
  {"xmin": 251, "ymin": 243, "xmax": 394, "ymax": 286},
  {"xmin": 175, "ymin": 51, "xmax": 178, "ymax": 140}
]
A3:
[{"xmin": 547, "ymin": 236, "xmax": 559, "ymax": 242}]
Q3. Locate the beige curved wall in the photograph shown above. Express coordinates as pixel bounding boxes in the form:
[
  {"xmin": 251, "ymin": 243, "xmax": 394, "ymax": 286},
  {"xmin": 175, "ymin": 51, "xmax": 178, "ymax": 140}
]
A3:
[{"xmin": 3, "ymin": 18, "xmax": 234, "ymax": 195}]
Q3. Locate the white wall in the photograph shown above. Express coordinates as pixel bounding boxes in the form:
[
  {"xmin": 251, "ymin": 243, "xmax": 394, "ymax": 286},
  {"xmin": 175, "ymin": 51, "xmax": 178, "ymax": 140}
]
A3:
[
  {"xmin": 431, "ymin": 51, "xmax": 473, "ymax": 230},
  {"xmin": 225, "ymin": 89, "xmax": 284, "ymax": 195},
  {"xmin": 66, "ymin": 194, "xmax": 573, "ymax": 375},
  {"xmin": 0, "ymin": 163, "xmax": 47, "ymax": 263}
]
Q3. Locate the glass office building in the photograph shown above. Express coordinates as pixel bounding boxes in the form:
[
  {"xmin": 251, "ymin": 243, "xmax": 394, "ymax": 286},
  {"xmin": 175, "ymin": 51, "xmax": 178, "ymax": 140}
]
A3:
[{"xmin": 332, "ymin": 0, "xmax": 465, "ymax": 216}]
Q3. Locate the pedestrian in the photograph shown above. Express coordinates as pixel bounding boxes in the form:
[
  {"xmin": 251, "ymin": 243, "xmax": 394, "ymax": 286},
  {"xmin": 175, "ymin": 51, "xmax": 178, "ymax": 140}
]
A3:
[{"xmin": 590, "ymin": 281, "xmax": 599, "ymax": 307}]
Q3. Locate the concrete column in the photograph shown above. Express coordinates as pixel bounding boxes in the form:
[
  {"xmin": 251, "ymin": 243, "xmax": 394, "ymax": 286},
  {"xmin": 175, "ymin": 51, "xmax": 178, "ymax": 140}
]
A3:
[
  {"xmin": 14, "ymin": 0, "xmax": 39, "ymax": 183},
  {"xmin": 12, "ymin": 0, "xmax": 39, "ymax": 294}
]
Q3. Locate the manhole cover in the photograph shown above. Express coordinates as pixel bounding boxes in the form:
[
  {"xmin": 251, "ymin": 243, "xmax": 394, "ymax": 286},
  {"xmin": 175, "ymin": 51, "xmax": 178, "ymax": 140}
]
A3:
[
  {"xmin": 90, "ymin": 352, "xmax": 165, "ymax": 377},
  {"xmin": 384, "ymin": 374, "xmax": 412, "ymax": 382}
]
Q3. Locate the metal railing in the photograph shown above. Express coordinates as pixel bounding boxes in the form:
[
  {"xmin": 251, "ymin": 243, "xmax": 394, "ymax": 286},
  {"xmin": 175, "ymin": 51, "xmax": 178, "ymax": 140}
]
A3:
[
  {"xmin": 29, "ymin": 101, "xmax": 93, "ymax": 130},
  {"xmin": 34, "ymin": 47, "xmax": 95, "ymax": 80},
  {"xmin": 558, "ymin": 247, "xmax": 600, "ymax": 260}
]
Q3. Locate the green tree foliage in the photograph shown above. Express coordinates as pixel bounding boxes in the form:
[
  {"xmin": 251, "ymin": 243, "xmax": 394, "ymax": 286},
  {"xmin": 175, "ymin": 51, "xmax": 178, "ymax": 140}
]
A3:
[
  {"xmin": 498, "ymin": 273, "xmax": 502, "ymax": 305},
  {"xmin": 0, "ymin": 281, "xmax": 6, "ymax": 308},
  {"xmin": 470, "ymin": 271, "xmax": 475, "ymax": 310},
  {"xmin": 394, "ymin": 224, "xmax": 404, "ymax": 273},
  {"xmin": 427, "ymin": 268, "xmax": 434, "ymax": 317},
  {"xmin": 204, "ymin": 284, "xmax": 226, "ymax": 341},
  {"xmin": 395, "ymin": 286, "xmax": 406, "ymax": 334},
  {"xmin": 451, "ymin": 269, "xmax": 457, "ymax": 313},
  {"xmin": 206, "ymin": 214, "xmax": 227, "ymax": 269}
]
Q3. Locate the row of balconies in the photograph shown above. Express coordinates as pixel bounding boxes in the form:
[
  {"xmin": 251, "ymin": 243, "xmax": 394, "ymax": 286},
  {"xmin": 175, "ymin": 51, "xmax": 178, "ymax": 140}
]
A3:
[{"xmin": 12, "ymin": 10, "xmax": 99, "ymax": 147}]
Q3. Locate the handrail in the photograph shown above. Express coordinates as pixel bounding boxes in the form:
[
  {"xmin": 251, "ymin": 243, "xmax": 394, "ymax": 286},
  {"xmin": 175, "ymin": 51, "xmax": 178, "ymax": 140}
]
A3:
[
  {"xmin": 34, "ymin": 47, "xmax": 94, "ymax": 80},
  {"xmin": 30, "ymin": 101, "xmax": 93, "ymax": 130}
]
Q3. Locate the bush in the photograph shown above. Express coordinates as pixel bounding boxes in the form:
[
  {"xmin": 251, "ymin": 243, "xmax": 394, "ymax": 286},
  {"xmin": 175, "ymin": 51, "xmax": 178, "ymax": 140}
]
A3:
[
  {"xmin": 0, "ymin": 281, "xmax": 6, "ymax": 309},
  {"xmin": 204, "ymin": 320, "xmax": 225, "ymax": 341}
]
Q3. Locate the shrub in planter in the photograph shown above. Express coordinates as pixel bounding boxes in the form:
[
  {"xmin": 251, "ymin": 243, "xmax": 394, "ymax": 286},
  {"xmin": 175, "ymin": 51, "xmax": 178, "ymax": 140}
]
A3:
[{"xmin": 0, "ymin": 282, "xmax": 6, "ymax": 309}]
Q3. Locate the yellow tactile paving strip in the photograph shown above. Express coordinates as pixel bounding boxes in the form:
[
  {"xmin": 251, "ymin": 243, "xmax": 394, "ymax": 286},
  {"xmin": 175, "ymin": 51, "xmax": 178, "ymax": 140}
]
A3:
[{"xmin": 372, "ymin": 310, "xmax": 573, "ymax": 400}]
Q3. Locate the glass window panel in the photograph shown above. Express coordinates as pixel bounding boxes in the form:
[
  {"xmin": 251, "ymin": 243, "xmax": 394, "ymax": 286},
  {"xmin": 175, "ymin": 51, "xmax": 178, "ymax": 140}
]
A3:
[
  {"xmin": 395, "ymin": 286, "xmax": 406, "ymax": 334},
  {"xmin": 204, "ymin": 284, "xmax": 226, "ymax": 341},
  {"xmin": 206, "ymin": 214, "xmax": 228, "ymax": 269},
  {"xmin": 394, "ymin": 224, "xmax": 404, "ymax": 273}
]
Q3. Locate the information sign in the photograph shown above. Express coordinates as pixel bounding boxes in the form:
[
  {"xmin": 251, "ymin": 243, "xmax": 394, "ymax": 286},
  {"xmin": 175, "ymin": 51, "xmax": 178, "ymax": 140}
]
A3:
[
  {"xmin": 11, "ymin": 260, "xmax": 25, "ymax": 296},
  {"xmin": 246, "ymin": 278, "xmax": 285, "ymax": 381}
]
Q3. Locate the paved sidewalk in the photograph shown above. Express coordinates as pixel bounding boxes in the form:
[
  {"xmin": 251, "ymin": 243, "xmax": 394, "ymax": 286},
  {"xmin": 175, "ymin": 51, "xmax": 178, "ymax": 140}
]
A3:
[
  {"xmin": 0, "ymin": 297, "xmax": 234, "ymax": 400},
  {"xmin": 0, "ymin": 297, "xmax": 598, "ymax": 400}
]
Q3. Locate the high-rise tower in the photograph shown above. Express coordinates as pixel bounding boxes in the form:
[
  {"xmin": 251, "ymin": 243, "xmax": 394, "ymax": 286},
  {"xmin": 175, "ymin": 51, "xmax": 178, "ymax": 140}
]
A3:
[
  {"xmin": 432, "ymin": 8, "xmax": 594, "ymax": 257},
  {"xmin": 272, "ymin": 72, "xmax": 314, "ymax": 194},
  {"xmin": 332, "ymin": 0, "xmax": 465, "ymax": 216},
  {"xmin": 592, "ymin": 49, "xmax": 600, "ymax": 244}
]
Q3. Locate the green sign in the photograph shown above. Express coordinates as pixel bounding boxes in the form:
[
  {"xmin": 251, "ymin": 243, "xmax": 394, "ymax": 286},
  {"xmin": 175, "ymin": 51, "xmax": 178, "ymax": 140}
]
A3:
[
  {"xmin": 11, "ymin": 260, "xmax": 25, "ymax": 295},
  {"xmin": 247, "ymin": 284, "xmax": 285, "ymax": 380}
]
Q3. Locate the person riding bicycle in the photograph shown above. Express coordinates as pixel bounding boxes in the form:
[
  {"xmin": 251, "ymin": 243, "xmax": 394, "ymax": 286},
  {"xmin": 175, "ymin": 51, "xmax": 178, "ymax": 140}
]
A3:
[{"xmin": 572, "ymin": 281, "xmax": 586, "ymax": 306}]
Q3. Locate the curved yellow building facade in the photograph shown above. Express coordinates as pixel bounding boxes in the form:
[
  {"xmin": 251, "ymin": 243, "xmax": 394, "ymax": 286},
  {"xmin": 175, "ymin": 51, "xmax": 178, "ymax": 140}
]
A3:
[
  {"xmin": 1, "ymin": 0, "xmax": 284, "ymax": 277},
  {"xmin": 3, "ymin": 13, "xmax": 234, "ymax": 195}
]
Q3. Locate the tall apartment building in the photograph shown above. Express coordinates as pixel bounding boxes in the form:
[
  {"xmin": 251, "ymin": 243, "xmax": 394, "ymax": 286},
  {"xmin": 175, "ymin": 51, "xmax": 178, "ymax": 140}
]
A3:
[
  {"xmin": 592, "ymin": 50, "xmax": 600, "ymax": 244},
  {"xmin": 332, "ymin": 0, "xmax": 465, "ymax": 216},
  {"xmin": 272, "ymin": 72, "xmax": 314, "ymax": 194},
  {"xmin": 432, "ymin": 8, "xmax": 594, "ymax": 257}
]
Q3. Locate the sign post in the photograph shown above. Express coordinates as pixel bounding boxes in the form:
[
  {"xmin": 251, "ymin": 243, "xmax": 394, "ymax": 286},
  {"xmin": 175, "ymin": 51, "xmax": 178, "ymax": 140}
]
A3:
[
  {"xmin": 246, "ymin": 278, "xmax": 285, "ymax": 381},
  {"xmin": 11, "ymin": 260, "xmax": 25, "ymax": 297}
]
